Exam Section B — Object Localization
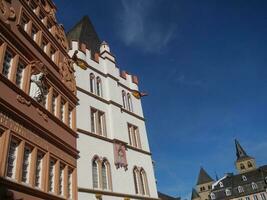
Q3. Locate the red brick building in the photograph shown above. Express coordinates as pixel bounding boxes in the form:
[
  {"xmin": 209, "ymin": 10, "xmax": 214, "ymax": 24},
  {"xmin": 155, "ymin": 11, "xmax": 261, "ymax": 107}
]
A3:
[{"xmin": 0, "ymin": 0, "xmax": 79, "ymax": 199}]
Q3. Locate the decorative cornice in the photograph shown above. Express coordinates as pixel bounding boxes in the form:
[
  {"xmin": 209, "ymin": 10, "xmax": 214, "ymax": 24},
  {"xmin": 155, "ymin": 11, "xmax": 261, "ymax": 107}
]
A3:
[{"xmin": 78, "ymin": 187, "xmax": 160, "ymax": 200}]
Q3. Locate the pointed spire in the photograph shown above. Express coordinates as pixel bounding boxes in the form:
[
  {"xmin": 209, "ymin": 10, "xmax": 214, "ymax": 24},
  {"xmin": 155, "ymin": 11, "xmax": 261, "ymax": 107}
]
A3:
[
  {"xmin": 67, "ymin": 15, "xmax": 101, "ymax": 56},
  {"xmin": 196, "ymin": 167, "xmax": 214, "ymax": 185},
  {"xmin": 235, "ymin": 139, "xmax": 249, "ymax": 160},
  {"xmin": 191, "ymin": 188, "xmax": 200, "ymax": 200}
]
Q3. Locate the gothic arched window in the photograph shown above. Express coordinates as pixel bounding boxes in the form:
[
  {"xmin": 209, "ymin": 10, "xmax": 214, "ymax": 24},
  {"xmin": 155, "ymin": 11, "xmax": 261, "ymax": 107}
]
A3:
[
  {"xmin": 90, "ymin": 73, "xmax": 95, "ymax": 93},
  {"xmin": 92, "ymin": 158, "xmax": 99, "ymax": 188},
  {"xmin": 96, "ymin": 76, "xmax": 102, "ymax": 97},
  {"xmin": 140, "ymin": 169, "xmax": 149, "ymax": 195},
  {"xmin": 127, "ymin": 93, "xmax": 133, "ymax": 112},
  {"xmin": 133, "ymin": 167, "xmax": 149, "ymax": 196},
  {"xmin": 248, "ymin": 161, "xmax": 253, "ymax": 168},
  {"xmin": 122, "ymin": 90, "xmax": 127, "ymax": 109},
  {"xmin": 252, "ymin": 182, "xmax": 258, "ymax": 190}
]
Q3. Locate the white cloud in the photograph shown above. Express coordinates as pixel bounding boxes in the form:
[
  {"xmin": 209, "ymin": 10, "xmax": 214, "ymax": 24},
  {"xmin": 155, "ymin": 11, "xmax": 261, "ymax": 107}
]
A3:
[{"xmin": 118, "ymin": 0, "xmax": 176, "ymax": 53}]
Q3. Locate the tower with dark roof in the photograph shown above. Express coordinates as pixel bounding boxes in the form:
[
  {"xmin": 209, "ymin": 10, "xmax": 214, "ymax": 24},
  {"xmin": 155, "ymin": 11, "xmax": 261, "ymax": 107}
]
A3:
[
  {"xmin": 235, "ymin": 139, "xmax": 256, "ymax": 174},
  {"xmin": 192, "ymin": 167, "xmax": 214, "ymax": 200}
]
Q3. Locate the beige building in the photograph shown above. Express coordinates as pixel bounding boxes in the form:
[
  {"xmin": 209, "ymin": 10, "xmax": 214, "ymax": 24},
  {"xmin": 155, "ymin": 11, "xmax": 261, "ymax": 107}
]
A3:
[
  {"xmin": 191, "ymin": 167, "xmax": 214, "ymax": 200},
  {"xmin": 210, "ymin": 140, "xmax": 267, "ymax": 200}
]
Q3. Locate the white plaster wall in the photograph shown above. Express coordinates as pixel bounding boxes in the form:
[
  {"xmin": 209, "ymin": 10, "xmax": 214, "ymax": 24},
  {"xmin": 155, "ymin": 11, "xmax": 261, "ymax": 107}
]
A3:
[
  {"xmin": 70, "ymin": 41, "xmax": 158, "ymax": 199},
  {"xmin": 77, "ymin": 134, "xmax": 157, "ymax": 197}
]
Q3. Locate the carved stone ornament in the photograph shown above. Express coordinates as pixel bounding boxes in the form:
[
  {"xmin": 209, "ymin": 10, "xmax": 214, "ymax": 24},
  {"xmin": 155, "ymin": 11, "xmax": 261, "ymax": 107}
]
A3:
[
  {"xmin": 29, "ymin": 61, "xmax": 48, "ymax": 105},
  {"xmin": 59, "ymin": 57, "xmax": 76, "ymax": 93},
  {"xmin": 114, "ymin": 141, "xmax": 128, "ymax": 170},
  {"xmin": 55, "ymin": 24, "xmax": 69, "ymax": 50},
  {"xmin": 17, "ymin": 95, "xmax": 31, "ymax": 106},
  {"xmin": 36, "ymin": 108, "xmax": 48, "ymax": 121},
  {"xmin": 0, "ymin": 0, "xmax": 16, "ymax": 24}
]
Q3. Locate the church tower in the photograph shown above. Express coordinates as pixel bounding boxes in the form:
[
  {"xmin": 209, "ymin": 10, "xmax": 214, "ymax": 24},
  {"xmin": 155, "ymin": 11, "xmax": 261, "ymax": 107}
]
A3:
[
  {"xmin": 192, "ymin": 167, "xmax": 214, "ymax": 200},
  {"xmin": 235, "ymin": 139, "xmax": 256, "ymax": 174}
]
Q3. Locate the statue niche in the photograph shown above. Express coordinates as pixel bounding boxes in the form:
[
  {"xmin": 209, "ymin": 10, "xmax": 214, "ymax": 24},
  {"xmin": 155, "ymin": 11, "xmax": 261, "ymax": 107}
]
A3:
[{"xmin": 29, "ymin": 61, "xmax": 48, "ymax": 105}]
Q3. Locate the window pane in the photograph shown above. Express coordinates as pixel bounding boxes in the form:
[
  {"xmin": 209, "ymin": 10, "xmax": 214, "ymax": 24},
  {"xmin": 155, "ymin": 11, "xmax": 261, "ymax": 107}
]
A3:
[
  {"xmin": 93, "ymin": 160, "xmax": 98, "ymax": 188},
  {"xmin": 21, "ymin": 145, "xmax": 32, "ymax": 183},
  {"xmin": 6, "ymin": 138, "xmax": 19, "ymax": 179},
  {"xmin": 35, "ymin": 151, "xmax": 44, "ymax": 188},
  {"xmin": 2, "ymin": 50, "xmax": 13, "ymax": 78},
  {"xmin": 102, "ymin": 163, "xmax": 107, "ymax": 189},
  {"xmin": 16, "ymin": 62, "xmax": 25, "ymax": 88},
  {"xmin": 48, "ymin": 159, "xmax": 56, "ymax": 192}
]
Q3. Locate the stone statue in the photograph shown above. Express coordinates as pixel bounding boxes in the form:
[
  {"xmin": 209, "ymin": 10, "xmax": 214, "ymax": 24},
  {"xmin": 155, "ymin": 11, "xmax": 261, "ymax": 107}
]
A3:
[{"xmin": 29, "ymin": 72, "xmax": 48, "ymax": 105}]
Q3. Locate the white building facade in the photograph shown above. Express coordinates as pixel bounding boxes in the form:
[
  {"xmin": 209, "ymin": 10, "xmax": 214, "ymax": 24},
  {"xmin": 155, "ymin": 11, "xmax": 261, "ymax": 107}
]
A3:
[{"xmin": 67, "ymin": 16, "xmax": 159, "ymax": 200}]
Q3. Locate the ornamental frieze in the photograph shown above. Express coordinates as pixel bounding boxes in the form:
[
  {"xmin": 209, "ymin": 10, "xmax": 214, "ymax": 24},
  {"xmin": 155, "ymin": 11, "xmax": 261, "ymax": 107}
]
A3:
[{"xmin": 0, "ymin": 0, "xmax": 16, "ymax": 24}]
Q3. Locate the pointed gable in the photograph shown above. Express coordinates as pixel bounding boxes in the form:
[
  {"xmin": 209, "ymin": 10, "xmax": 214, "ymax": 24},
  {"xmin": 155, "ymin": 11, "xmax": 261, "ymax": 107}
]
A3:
[
  {"xmin": 235, "ymin": 139, "xmax": 251, "ymax": 161},
  {"xmin": 67, "ymin": 16, "xmax": 101, "ymax": 56},
  {"xmin": 191, "ymin": 188, "xmax": 200, "ymax": 200},
  {"xmin": 196, "ymin": 167, "xmax": 214, "ymax": 185}
]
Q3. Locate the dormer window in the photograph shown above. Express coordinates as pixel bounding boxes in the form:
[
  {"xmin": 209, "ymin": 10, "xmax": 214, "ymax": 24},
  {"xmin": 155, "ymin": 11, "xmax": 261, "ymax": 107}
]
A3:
[
  {"xmin": 219, "ymin": 182, "xmax": 224, "ymax": 188},
  {"xmin": 210, "ymin": 192, "xmax": 216, "ymax": 200},
  {"xmin": 251, "ymin": 182, "xmax": 258, "ymax": 190},
  {"xmin": 242, "ymin": 175, "xmax": 247, "ymax": 181},
  {"xmin": 225, "ymin": 189, "xmax": 231, "ymax": 196},
  {"xmin": 238, "ymin": 186, "xmax": 244, "ymax": 193}
]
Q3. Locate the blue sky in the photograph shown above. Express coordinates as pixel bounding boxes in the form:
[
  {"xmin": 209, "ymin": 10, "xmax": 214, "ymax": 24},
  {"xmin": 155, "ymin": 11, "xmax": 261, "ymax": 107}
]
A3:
[{"xmin": 54, "ymin": 0, "xmax": 267, "ymax": 198}]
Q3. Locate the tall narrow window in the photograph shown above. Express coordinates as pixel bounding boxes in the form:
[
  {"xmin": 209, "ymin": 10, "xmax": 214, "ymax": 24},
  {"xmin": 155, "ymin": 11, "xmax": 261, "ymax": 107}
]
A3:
[
  {"xmin": 41, "ymin": 38, "xmax": 48, "ymax": 53},
  {"xmin": 140, "ymin": 169, "xmax": 150, "ymax": 195},
  {"xmin": 68, "ymin": 107, "xmax": 73, "ymax": 128},
  {"xmin": 2, "ymin": 50, "xmax": 13, "ymax": 78},
  {"xmin": 254, "ymin": 195, "xmax": 259, "ymax": 200},
  {"xmin": 92, "ymin": 159, "xmax": 99, "ymax": 188},
  {"xmin": 31, "ymin": 25, "xmax": 38, "ymax": 42},
  {"xmin": 59, "ymin": 164, "xmax": 65, "ymax": 196},
  {"xmin": 98, "ymin": 111, "xmax": 106, "ymax": 136},
  {"xmin": 68, "ymin": 168, "xmax": 73, "ymax": 199},
  {"xmin": 60, "ymin": 99, "xmax": 65, "ymax": 121},
  {"xmin": 102, "ymin": 161, "xmax": 108, "ymax": 190},
  {"xmin": 21, "ymin": 145, "xmax": 32, "ymax": 183},
  {"xmin": 91, "ymin": 108, "xmax": 106, "ymax": 136},
  {"xmin": 91, "ymin": 108, "xmax": 97, "ymax": 133},
  {"xmin": 20, "ymin": 15, "xmax": 29, "ymax": 32},
  {"xmin": 15, "ymin": 61, "xmax": 25, "ymax": 88},
  {"xmin": 261, "ymin": 193, "xmax": 267, "ymax": 200},
  {"xmin": 51, "ymin": 92, "xmax": 57, "ymax": 115},
  {"xmin": 127, "ymin": 93, "xmax": 133, "ymax": 112},
  {"xmin": 122, "ymin": 90, "xmax": 127, "ymax": 109},
  {"xmin": 48, "ymin": 158, "xmax": 56, "ymax": 193},
  {"xmin": 96, "ymin": 77, "xmax": 102, "ymax": 97},
  {"xmin": 50, "ymin": 47, "xmax": 56, "ymax": 62},
  {"xmin": 35, "ymin": 151, "xmax": 44, "ymax": 188},
  {"xmin": 90, "ymin": 73, "xmax": 95, "ymax": 93},
  {"xmin": 133, "ymin": 168, "xmax": 139, "ymax": 194},
  {"xmin": 6, "ymin": 138, "xmax": 19, "ymax": 179},
  {"xmin": 128, "ymin": 124, "xmax": 141, "ymax": 149}
]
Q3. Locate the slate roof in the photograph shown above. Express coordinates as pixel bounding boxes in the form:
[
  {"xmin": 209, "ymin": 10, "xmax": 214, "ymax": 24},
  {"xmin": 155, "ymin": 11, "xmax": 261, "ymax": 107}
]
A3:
[
  {"xmin": 191, "ymin": 188, "xmax": 200, "ymax": 200},
  {"xmin": 197, "ymin": 167, "xmax": 214, "ymax": 185},
  {"xmin": 158, "ymin": 192, "xmax": 180, "ymax": 200},
  {"xmin": 67, "ymin": 15, "xmax": 101, "ymax": 57},
  {"xmin": 235, "ymin": 139, "xmax": 253, "ymax": 161},
  {"xmin": 211, "ymin": 165, "xmax": 267, "ymax": 200}
]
